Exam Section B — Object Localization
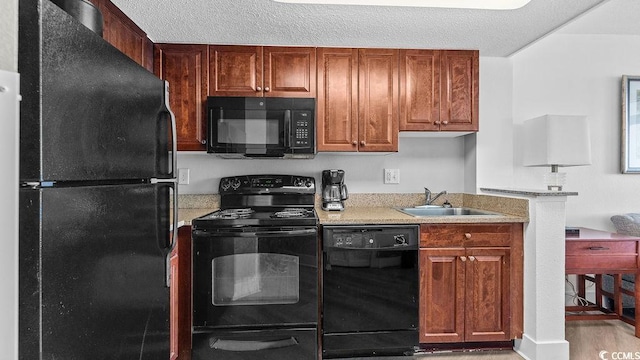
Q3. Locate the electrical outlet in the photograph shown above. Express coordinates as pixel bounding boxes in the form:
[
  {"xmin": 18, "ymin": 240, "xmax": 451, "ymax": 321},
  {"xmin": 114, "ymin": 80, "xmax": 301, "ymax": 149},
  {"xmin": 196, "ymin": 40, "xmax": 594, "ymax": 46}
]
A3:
[
  {"xmin": 178, "ymin": 168, "xmax": 190, "ymax": 185},
  {"xmin": 384, "ymin": 169, "xmax": 400, "ymax": 184}
]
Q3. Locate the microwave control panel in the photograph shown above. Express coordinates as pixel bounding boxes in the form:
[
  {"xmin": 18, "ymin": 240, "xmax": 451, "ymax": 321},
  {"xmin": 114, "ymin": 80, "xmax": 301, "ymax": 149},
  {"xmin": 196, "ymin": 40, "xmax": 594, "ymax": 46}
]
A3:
[{"xmin": 292, "ymin": 111, "xmax": 313, "ymax": 149}]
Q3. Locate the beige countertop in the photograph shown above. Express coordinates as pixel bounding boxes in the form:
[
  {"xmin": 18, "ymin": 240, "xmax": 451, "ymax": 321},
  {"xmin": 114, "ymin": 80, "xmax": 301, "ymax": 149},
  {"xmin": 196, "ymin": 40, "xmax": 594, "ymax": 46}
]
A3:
[
  {"xmin": 316, "ymin": 206, "xmax": 526, "ymax": 225},
  {"xmin": 176, "ymin": 192, "xmax": 529, "ymax": 226},
  {"xmin": 177, "ymin": 208, "xmax": 215, "ymax": 226}
]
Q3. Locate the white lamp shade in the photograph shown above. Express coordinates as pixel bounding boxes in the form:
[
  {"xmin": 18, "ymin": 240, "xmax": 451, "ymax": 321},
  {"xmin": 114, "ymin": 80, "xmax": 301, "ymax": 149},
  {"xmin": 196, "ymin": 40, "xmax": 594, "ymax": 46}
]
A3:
[{"xmin": 523, "ymin": 115, "xmax": 592, "ymax": 167}]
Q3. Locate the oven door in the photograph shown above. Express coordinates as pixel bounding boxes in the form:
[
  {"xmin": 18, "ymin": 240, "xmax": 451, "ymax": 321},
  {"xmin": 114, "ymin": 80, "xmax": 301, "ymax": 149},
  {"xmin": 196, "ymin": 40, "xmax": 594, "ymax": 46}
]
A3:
[
  {"xmin": 192, "ymin": 226, "xmax": 318, "ymax": 329},
  {"xmin": 208, "ymin": 107, "xmax": 290, "ymax": 157}
]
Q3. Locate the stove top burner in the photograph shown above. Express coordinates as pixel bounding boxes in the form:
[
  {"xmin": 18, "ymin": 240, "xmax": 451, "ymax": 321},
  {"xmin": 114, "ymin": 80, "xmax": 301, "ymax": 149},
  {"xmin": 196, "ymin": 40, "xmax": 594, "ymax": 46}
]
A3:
[
  {"xmin": 195, "ymin": 206, "xmax": 318, "ymax": 228},
  {"xmin": 210, "ymin": 208, "xmax": 255, "ymax": 220},
  {"xmin": 271, "ymin": 208, "xmax": 315, "ymax": 218}
]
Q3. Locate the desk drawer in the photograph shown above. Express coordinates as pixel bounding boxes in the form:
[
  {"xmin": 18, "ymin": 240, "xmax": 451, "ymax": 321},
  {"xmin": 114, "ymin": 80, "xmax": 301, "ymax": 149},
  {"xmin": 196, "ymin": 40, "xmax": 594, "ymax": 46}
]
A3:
[
  {"xmin": 566, "ymin": 241, "xmax": 638, "ymax": 272},
  {"xmin": 566, "ymin": 241, "xmax": 637, "ymax": 256}
]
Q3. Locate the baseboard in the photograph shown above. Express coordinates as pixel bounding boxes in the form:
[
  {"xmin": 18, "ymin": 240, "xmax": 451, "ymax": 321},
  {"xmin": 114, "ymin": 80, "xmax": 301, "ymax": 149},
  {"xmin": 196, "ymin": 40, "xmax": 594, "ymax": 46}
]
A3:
[{"xmin": 514, "ymin": 333, "xmax": 570, "ymax": 360}]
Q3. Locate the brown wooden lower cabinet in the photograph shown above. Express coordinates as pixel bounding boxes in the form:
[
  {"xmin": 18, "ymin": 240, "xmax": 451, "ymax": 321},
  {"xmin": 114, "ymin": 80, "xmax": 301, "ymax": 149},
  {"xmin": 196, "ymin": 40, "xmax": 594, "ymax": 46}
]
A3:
[
  {"xmin": 170, "ymin": 225, "xmax": 192, "ymax": 360},
  {"xmin": 418, "ymin": 223, "xmax": 523, "ymax": 345}
]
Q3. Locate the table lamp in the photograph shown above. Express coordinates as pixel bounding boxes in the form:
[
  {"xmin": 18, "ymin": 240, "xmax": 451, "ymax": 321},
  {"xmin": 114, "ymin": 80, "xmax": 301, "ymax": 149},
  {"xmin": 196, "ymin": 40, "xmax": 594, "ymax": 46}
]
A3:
[{"xmin": 523, "ymin": 115, "xmax": 592, "ymax": 191}]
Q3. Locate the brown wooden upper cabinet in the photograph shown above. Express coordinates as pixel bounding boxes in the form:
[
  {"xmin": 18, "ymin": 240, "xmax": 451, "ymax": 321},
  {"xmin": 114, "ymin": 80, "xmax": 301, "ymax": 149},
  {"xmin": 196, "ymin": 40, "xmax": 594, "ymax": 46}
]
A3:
[
  {"xmin": 400, "ymin": 50, "xmax": 478, "ymax": 132},
  {"xmin": 317, "ymin": 48, "xmax": 399, "ymax": 152},
  {"xmin": 154, "ymin": 44, "xmax": 209, "ymax": 151},
  {"xmin": 209, "ymin": 45, "xmax": 316, "ymax": 98},
  {"xmin": 89, "ymin": 0, "xmax": 153, "ymax": 71}
]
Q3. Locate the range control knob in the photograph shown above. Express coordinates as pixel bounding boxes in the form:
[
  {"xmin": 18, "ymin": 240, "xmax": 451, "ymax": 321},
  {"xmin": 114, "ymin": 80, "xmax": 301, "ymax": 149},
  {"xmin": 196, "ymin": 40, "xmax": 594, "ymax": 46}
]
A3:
[
  {"xmin": 231, "ymin": 178, "xmax": 242, "ymax": 190},
  {"xmin": 305, "ymin": 178, "xmax": 313, "ymax": 187},
  {"xmin": 220, "ymin": 179, "xmax": 231, "ymax": 191},
  {"xmin": 293, "ymin": 177, "xmax": 304, "ymax": 187}
]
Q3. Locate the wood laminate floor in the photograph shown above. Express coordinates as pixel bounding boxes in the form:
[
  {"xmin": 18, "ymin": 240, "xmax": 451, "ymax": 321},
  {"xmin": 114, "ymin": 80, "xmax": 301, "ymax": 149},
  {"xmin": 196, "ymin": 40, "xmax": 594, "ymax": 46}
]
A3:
[{"xmin": 339, "ymin": 320, "xmax": 640, "ymax": 359}]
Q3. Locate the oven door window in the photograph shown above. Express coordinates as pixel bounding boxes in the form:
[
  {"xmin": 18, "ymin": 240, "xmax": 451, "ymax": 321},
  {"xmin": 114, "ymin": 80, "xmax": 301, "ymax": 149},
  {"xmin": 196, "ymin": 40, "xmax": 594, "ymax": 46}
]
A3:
[{"xmin": 212, "ymin": 253, "xmax": 299, "ymax": 306}]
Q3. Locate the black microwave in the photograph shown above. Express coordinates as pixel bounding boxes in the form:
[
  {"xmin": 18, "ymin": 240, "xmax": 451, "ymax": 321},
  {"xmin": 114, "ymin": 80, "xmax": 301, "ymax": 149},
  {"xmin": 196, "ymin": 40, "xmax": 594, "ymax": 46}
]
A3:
[{"xmin": 207, "ymin": 96, "xmax": 316, "ymax": 159}]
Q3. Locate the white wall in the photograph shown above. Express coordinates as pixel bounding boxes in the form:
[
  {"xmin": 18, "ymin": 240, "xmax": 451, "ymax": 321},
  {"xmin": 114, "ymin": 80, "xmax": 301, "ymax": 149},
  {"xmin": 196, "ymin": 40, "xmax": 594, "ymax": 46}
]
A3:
[
  {"xmin": 178, "ymin": 136, "xmax": 466, "ymax": 194},
  {"xmin": 0, "ymin": 70, "xmax": 20, "ymax": 360},
  {"xmin": 0, "ymin": 0, "xmax": 18, "ymax": 72},
  {"xmin": 1, "ymin": 0, "xmax": 19, "ymax": 359},
  {"xmin": 475, "ymin": 57, "xmax": 515, "ymax": 190},
  {"xmin": 512, "ymin": 33, "xmax": 640, "ymax": 232}
]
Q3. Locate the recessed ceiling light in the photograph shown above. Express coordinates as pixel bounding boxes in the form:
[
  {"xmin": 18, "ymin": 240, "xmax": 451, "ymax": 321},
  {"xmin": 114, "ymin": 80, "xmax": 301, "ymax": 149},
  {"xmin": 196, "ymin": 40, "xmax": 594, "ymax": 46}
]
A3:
[{"xmin": 272, "ymin": 0, "xmax": 531, "ymax": 10}]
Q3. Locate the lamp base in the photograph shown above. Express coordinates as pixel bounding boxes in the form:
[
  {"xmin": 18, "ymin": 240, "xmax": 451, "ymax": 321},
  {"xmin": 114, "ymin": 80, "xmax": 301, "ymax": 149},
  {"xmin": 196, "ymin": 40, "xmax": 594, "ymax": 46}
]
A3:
[{"xmin": 544, "ymin": 171, "xmax": 566, "ymax": 191}]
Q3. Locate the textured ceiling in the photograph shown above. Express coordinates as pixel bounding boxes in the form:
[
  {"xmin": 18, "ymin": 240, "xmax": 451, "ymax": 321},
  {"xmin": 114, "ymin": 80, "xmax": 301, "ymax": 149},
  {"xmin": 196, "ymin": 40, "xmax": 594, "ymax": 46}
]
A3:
[{"xmin": 110, "ymin": 0, "xmax": 617, "ymax": 57}]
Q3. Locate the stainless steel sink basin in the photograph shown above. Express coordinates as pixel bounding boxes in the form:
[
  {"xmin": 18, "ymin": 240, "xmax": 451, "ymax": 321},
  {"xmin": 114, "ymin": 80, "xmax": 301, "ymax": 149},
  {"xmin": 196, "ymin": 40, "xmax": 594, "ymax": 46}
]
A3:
[{"xmin": 396, "ymin": 206, "xmax": 502, "ymax": 217}]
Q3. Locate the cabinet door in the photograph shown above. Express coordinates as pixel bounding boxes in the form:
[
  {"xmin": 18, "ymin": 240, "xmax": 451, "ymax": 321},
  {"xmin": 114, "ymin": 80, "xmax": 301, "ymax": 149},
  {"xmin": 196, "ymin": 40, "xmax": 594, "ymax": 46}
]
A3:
[
  {"xmin": 154, "ymin": 44, "xmax": 208, "ymax": 151},
  {"xmin": 264, "ymin": 47, "xmax": 316, "ymax": 98},
  {"xmin": 90, "ymin": 0, "xmax": 153, "ymax": 71},
  {"xmin": 316, "ymin": 48, "xmax": 359, "ymax": 151},
  {"xmin": 399, "ymin": 49, "xmax": 440, "ymax": 131},
  {"xmin": 358, "ymin": 49, "xmax": 399, "ymax": 152},
  {"xmin": 464, "ymin": 247, "xmax": 510, "ymax": 342},
  {"xmin": 209, "ymin": 45, "xmax": 263, "ymax": 97},
  {"xmin": 170, "ymin": 226, "xmax": 192, "ymax": 360},
  {"xmin": 419, "ymin": 248, "xmax": 465, "ymax": 343},
  {"xmin": 440, "ymin": 50, "xmax": 479, "ymax": 131}
]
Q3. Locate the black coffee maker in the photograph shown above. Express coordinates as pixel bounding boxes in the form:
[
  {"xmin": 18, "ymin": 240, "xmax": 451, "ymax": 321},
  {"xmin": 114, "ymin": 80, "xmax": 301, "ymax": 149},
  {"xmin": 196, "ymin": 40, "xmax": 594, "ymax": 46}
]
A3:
[{"xmin": 321, "ymin": 169, "xmax": 348, "ymax": 211}]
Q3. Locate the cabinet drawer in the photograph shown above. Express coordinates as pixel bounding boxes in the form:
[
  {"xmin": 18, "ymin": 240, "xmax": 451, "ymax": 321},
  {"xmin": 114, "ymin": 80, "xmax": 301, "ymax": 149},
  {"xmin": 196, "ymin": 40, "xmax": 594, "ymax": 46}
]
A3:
[{"xmin": 420, "ymin": 224, "xmax": 513, "ymax": 248}]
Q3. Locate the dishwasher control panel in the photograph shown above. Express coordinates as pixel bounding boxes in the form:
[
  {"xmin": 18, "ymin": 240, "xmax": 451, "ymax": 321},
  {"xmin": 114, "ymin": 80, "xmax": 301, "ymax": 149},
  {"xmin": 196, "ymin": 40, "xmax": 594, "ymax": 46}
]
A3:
[{"xmin": 323, "ymin": 225, "xmax": 418, "ymax": 249}]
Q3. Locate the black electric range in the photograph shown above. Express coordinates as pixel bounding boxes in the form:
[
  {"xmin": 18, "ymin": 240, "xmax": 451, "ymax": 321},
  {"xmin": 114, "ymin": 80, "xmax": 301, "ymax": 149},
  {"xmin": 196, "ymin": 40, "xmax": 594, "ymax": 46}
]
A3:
[{"xmin": 191, "ymin": 174, "xmax": 319, "ymax": 360}]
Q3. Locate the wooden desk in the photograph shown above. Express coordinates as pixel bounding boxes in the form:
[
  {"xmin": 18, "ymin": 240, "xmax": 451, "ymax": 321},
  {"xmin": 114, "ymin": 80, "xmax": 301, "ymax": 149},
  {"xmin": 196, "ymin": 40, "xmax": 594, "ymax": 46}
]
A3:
[{"xmin": 565, "ymin": 227, "xmax": 640, "ymax": 337}]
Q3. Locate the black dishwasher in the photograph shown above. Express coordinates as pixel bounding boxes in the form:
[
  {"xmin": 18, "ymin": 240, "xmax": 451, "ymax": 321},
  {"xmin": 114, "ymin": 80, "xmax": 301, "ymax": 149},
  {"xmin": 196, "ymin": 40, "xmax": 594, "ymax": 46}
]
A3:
[{"xmin": 322, "ymin": 225, "xmax": 419, "ymax": 359}]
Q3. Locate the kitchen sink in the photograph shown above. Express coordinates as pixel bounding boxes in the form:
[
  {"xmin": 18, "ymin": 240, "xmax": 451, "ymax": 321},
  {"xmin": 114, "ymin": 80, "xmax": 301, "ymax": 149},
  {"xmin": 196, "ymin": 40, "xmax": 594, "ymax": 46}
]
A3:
[{"xmin": 396, "ymin": 206, "xmax": 502, "ymax": 217}]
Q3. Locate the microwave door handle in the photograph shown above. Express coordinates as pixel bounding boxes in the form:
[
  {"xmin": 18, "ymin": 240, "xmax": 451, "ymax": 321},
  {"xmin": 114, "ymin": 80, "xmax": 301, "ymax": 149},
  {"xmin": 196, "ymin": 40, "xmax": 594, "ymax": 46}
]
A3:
[
  {"xmin": 216, "ymin": 107, "xmax": 224, "ymax": 142},
  {"xmin": 208, "ymin": 107, "xmax": 223, "ymax": 150},
  {"xmin": 284, "ymin": 110, "xmax": 291, "ymax": 148}
]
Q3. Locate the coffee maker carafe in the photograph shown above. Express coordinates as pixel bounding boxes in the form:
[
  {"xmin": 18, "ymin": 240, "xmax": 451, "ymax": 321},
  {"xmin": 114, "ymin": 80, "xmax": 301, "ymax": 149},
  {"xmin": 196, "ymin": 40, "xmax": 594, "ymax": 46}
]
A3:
[{"xmin": 321, "ymin": 169, "xmax": 348, "ymax": 211}]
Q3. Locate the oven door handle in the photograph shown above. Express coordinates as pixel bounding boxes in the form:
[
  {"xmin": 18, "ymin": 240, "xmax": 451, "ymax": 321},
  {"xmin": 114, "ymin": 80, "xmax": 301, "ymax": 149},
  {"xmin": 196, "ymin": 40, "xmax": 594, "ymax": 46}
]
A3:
[
  {"xmin": 209, "ymin": 228, "xmax": 317, "ymax": 238},
  {"xmin": 210, "ymin": 336, "xmax": 299, "ymax": 352}
]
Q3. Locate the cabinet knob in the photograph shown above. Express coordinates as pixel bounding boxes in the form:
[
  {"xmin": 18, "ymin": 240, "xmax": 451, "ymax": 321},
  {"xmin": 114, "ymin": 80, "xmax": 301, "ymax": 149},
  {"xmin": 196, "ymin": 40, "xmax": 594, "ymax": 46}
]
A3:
[
  {"xmin": 464, "ymin": 233, "xmax": 472, "ymax": 239},
  {"xmin": 256, "ymin": 86, "xmax": 262, "ymax": 92},
  {"xmin": 434, "ymin": 121, "xmax": 441, "ymax": 125},
  {"xmin": 201, "ymin": 140, "xmax": 206, "ymax": 145},
  {"xmin": 442, "ymin": 121, "xmax": 449, "ymax": 125},
  {"xmin": 264, "ymin": 87, "xmax": 270, "ymax": 92},
  {"xmin": 460, "ymin": 256, "xmax": 467, "ymax": 262},
  {"xmin": 360, "ymin": 141, "xmax": 366, "ymax": 146},
  {"xmin": 469, "ymin": 256, "xmax": 476, "ymax": 262},
  {"xmin": 352, "ymin": 141, "xmax": 357, "ymax": 146}
]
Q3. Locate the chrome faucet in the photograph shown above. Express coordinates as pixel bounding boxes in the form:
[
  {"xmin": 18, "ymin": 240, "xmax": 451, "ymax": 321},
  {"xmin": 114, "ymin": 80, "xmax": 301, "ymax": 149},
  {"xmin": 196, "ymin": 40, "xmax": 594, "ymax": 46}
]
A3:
[{"xmin": 424, "ymin": 187, "xmax": 447, "ymax": 206}]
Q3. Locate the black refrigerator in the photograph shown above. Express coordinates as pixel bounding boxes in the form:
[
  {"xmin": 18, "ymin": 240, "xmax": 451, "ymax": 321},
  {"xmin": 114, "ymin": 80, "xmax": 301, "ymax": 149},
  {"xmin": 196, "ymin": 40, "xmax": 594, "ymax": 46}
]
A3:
[{"xmin": 18, "ymin": 1, "xmax": 178, "ymax": 359}]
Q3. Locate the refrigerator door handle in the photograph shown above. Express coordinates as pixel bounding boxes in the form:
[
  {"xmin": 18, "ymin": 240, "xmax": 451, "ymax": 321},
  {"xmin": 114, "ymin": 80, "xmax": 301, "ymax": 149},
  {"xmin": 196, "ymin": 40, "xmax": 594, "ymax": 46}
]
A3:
[
  {"xmin": 156, "ymin": 81, "xmax": 179, "ymax": 250},
  {"xmin": 152, "ymin": 179, "xmax": 178, "ymax": 287},
  {"xmin": 156, "ymin": 81, "xmax": 179, "ymax": 287},
  {"xmin": 163, "ymin": 80, "xmax": 178, "ymax": 179}
]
